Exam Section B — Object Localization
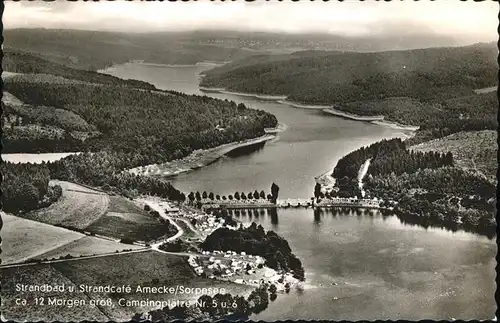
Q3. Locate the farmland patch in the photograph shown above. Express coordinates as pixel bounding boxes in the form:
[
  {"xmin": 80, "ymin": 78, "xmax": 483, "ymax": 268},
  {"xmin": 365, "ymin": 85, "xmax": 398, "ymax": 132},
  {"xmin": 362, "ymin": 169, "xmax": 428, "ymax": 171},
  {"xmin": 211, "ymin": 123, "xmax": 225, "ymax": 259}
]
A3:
[
  {"xmin": 1, "ymin": 212, "xmax": 84, "ymax": 265},
  {"xmin": 33, "ymin": 236, "xmax": 144, "ymax": 261},
  {"xmin": 25, "ymin": 181, "xmax": 109, "ymax": 229}
]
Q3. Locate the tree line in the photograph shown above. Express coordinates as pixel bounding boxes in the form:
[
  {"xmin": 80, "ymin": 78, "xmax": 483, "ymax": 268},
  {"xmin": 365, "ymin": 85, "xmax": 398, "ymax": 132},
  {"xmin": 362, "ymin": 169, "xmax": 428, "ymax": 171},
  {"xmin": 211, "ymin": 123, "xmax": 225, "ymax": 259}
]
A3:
[
  {"xmin": 187, "ymin": 183, "xmax": 280, "ymax": 204},
  {"xmin": 1, "ymin": 162, "xmax": 62, "ymax": 213}
]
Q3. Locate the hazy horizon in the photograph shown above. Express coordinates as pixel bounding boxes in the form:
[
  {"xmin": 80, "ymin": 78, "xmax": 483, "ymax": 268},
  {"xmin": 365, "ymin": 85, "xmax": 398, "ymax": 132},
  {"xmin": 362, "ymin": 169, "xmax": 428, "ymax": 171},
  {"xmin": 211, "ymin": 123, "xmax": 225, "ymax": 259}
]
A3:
[{"xmin": 4, "ymin": 1, "xmax": 498, "ymax": 44}]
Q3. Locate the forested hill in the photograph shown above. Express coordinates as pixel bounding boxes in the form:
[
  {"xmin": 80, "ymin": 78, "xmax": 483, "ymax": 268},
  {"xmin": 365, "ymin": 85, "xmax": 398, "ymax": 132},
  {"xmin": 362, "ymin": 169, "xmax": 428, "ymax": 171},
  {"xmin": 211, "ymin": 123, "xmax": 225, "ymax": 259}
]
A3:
[
  {"xmin": 201, "ymin": 43, "xmax": 497, "ymax": 104},
  {"xmin": 2, "ymin": 52, "xmax": 278, "ymax": 162},
  {"xmin": 3, "ymin": 50, "xmax": 157, "ymax": 90},
  {"xmin": 3, "ymin": 28, "xmax": 261, "ymax": 70}
]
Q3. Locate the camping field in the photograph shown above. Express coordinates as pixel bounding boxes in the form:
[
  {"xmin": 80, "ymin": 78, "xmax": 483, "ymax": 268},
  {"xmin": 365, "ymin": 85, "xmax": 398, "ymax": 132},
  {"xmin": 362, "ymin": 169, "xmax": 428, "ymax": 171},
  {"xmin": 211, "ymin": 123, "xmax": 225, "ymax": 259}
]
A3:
[{"xmin": 21, "ymin": 181, "xmax": 172, "ymax": 242}]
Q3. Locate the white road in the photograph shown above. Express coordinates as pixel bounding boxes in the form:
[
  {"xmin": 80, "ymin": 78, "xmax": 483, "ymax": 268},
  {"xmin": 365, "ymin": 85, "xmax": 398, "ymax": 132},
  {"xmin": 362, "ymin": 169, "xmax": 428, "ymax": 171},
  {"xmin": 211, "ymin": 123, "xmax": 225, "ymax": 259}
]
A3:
[{"xmin": 357, "ymin": 159, "xmax": 371, "ymax": 198}]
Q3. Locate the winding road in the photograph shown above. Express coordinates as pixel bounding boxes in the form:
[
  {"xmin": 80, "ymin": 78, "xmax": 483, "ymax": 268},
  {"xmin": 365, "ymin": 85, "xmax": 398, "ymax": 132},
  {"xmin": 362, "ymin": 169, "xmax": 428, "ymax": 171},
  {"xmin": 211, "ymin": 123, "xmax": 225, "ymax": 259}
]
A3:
[{"xmin": 137, "ymin": 199, "xmax": 185, "ymax": 251}]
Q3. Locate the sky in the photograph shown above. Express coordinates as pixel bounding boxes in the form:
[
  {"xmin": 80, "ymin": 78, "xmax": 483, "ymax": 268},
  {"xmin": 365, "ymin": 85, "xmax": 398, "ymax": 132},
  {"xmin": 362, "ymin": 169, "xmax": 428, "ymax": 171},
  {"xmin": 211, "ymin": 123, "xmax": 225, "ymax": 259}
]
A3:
[{"xmin": 4, "ymin": 0, "xmax": 498, "ymax": 42}]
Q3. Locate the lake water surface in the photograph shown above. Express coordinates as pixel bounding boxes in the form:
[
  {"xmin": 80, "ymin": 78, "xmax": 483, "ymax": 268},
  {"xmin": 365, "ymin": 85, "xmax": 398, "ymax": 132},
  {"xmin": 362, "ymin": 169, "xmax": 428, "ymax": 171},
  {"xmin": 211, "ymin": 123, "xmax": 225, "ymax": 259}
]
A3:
[{"xmin": 102, "ymin": 63, "xmax": 496, "ymax": 320}]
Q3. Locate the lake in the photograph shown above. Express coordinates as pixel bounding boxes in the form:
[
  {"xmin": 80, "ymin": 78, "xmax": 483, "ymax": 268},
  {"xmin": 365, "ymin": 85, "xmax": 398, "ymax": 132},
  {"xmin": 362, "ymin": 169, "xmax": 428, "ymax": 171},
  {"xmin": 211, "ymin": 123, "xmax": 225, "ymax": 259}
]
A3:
[{"xmin": 102, "ymin": 63, "xmax": 496, "ymax": 320}]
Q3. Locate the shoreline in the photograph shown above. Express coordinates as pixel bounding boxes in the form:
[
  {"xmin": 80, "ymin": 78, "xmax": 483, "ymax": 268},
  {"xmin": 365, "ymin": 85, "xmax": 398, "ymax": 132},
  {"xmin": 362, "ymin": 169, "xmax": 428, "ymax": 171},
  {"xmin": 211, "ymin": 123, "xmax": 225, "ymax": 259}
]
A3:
[
  {"xmin": 199, "ymin": 86, "xmax": 421, "ymax": 130},
  {"xmin": 277, "ymin": 100, "xmax": 331, "ymax": 110},
  {"xmin": 322, "ymin": 107, "xmax": 385, "ymax": 122},
  {"xmin": 99, "ymin": 61, "xmax": 227, "ymax": 73},
  {"xmin": 371, "ymin": 120, "xmax": 420, "ymax": 131},
  {"xmin": 199, "ymin": 87, "xmax": 287, "ymax": 100},
  {"xmin": 128, "ymin": 134, "xmax": 276, "ymax": 177},
  {"xmin": 265, "ymin": 123, "xmax": 288, "ymax": 134}
]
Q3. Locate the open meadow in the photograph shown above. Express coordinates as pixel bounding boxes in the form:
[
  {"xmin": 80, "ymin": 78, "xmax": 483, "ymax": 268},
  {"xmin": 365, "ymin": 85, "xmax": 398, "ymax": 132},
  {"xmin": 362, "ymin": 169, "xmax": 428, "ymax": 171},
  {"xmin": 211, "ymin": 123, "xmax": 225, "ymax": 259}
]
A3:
[
  {"xmin": 20, "ymin": 181, "xmax": 171, "ymax": 242},
  {"xmin": 86, "ymin": 196, "xmax": 174, "ymax": 242},
  {"xmin": 1, "ymin": 212, "xmax": 84, "ymax": 265},
  {"xmin": 33, "ymin": 236, "xmax": 144, "ymax": 261},
  {"xmin": 25, "ymin": 180, "xmax": 110, "ymax": 229}
]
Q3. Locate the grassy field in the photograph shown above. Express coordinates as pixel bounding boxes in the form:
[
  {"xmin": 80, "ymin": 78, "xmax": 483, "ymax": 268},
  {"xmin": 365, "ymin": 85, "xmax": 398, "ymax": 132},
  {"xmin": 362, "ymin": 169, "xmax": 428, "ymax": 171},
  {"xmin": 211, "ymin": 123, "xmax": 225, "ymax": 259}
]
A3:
[
  {"xmin": 26, "ymin": 181, "xmax": 110, "ymax": 229},
  {"xmin": 410, "ymin": 130, "xmax": 497, "ymax": 183},
  {"xmin": 1, "ymin": 211, "xmax": 142, "ymax": 265},
  {"xmin": 86, "ymin": 196, "xmax": 172, "ymax": 241},
  {"xmin": 33, "ymin": 236, "xmax": 143, "ymax": 261},
  {"xmin": 1, "ymin": 212, "xmax": 84, "ymax": 265},
  {"xmin": 19, "ymin": 181, "xmax": 175, "ymax": 242}
]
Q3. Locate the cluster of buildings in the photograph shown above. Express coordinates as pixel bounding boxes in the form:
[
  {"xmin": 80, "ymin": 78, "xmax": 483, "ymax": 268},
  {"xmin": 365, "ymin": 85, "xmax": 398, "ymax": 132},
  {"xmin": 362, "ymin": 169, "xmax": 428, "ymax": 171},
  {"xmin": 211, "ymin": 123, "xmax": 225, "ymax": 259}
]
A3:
[
  {"xmin": 188, "ymin": 255, "xmax": 204, "ymax": 276},
  {"xmin": 191, "ymin": 250, "xmax": 266, "ymax": 280}
]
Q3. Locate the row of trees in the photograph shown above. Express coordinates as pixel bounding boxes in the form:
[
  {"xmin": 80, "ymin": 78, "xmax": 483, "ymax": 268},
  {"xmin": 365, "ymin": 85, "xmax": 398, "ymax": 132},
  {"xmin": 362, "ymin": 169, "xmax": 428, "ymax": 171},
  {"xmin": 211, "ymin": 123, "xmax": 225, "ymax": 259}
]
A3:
[
  {"xmin": 201, "ymin": 222, "xmax": 304, "ymax": 281},
  {"xmin": 187, "ymin": 183, "xmax": 280, "ymax": 204},
  {"xmin": 188, "ymin": 190, "xmax": 271, "ymax": 203}
]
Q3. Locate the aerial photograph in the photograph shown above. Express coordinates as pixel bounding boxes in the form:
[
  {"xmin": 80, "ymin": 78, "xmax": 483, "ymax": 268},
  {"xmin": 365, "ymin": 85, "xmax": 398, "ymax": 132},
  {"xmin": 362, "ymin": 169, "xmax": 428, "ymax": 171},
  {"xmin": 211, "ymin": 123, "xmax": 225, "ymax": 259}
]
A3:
[{"xmin": 1, "ymin": 0, "xmax": 497, "ymax": 321}]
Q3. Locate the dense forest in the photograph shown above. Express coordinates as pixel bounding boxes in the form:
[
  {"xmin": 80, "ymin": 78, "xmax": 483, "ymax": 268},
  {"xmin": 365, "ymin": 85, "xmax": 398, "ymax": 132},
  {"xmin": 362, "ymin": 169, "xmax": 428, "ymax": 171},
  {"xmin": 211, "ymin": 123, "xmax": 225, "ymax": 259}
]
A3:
[
  {"xmin": 406, "ymin": 92, "xmax": 498, "ymax": 144},
  {"xmin": 366, "ymin": 167, "xmax": 496, "ymax": 237},
  {"xmin": 331, "ymin": 138, "xmax": 452, "ymax": 197},
  {"xmin": 202, "ymin": 43, "xmax": 497, "ymax": 104},
  {"xmin": 1, "ymin": 162, "xmax": 62, "ymax": 213},
  {"xmin": 4, "ymin": 80, "xmax": 277, "ymax": 161},
  {"xmin": 329, "ymin": 137, "xmax": 495, "ymax": 237},
  {"xmin": 201, "ymin": 223, "xmax": 305, "ymax": 281}
]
